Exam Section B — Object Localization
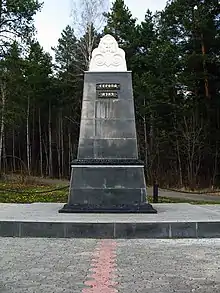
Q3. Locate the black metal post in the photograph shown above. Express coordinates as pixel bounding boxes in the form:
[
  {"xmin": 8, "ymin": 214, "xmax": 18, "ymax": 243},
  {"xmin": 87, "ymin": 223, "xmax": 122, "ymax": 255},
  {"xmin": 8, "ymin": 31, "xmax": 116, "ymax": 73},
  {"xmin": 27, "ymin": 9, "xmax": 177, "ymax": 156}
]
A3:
[{"xmin": 153, "ymin": 182, "xmax": 159, "ymax": 203}]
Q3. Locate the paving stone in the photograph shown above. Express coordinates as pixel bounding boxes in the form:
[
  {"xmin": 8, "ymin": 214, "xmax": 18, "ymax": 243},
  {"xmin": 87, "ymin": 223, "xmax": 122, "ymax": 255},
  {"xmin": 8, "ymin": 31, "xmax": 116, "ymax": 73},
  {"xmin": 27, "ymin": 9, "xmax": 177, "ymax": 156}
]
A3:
[
  {"xmin": 0, "ymin": 238, "xmax": 97, "ymax": 293},
  {"xmin": 116, "ymin": 239, "xmax": 220, "ymax": 293},
  {"xmin": 0, "ymin": 238, "xmax": 220, "ymax": 292}
]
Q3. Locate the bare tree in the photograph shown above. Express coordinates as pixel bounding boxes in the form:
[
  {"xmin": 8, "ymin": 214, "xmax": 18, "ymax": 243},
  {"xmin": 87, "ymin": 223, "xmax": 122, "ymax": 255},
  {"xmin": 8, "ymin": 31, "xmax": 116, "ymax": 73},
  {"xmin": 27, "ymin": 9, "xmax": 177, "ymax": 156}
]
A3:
[
  {"xmin": 179, "ymin": 114, "xmax": 205, "ymax": 188},
  {"xmin": 71, "ymin": 0, "xmax": 109, "ymax": 69}
]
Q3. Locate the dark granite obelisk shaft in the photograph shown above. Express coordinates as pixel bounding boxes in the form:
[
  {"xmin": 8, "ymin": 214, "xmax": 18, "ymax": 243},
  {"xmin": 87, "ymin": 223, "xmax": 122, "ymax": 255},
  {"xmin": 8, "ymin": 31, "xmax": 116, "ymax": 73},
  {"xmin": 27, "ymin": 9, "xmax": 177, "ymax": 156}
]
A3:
[{"xmin": 59, "ymin": 71, "xmax": 157, "ymax": 213}]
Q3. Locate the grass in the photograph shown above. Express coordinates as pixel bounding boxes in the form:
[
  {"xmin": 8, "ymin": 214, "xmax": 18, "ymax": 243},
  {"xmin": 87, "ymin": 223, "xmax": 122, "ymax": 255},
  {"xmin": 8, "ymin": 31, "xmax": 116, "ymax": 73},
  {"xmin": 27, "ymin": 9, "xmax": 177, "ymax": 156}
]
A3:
[
  {"xmin": 0, "ymin": 182, "xmax": 69, "ymax": 203},
  {"xmin": 0, "ymin": 181, "xmax": 220, "ymax": 205}
]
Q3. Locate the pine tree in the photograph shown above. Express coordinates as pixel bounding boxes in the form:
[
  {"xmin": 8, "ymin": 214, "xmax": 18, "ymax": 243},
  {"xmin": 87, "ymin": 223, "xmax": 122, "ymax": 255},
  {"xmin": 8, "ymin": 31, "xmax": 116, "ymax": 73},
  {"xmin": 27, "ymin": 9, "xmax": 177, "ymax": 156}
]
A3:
[{"xmin": 0, "ymin": 0, "xmax": 42, "ymax": 56}]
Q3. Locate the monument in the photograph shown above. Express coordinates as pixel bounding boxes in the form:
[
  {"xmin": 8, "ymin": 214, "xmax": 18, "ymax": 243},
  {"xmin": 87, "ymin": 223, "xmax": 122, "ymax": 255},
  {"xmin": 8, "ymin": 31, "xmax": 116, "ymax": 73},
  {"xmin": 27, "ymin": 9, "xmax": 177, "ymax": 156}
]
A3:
[{"xmin": 59, "ymin": 34, "xmax": 157, "ymax": 213}]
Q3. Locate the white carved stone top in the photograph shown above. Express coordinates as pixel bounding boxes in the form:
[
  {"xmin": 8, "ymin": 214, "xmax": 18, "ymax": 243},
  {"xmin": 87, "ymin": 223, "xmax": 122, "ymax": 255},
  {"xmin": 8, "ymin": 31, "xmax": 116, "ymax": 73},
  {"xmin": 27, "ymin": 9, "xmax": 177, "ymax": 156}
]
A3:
[{"xmin": 89, "ymin": 34, "xmax": 127, "ymax": 72}]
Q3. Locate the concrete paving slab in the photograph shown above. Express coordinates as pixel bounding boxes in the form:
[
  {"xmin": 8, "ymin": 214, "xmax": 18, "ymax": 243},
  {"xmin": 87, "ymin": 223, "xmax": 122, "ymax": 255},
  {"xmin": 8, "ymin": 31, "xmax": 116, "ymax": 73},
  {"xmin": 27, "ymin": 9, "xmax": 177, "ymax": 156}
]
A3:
[
  {"xmin": 1, "ymin": 203, "xmax": 220, "ymax": 238},
  {"xmin": 0, "ymin": 203, "xmax": 220, "ymax": 222},
  {"xmin": 196, "ymin": 204, "xmax": 220, "ymax": 214}
]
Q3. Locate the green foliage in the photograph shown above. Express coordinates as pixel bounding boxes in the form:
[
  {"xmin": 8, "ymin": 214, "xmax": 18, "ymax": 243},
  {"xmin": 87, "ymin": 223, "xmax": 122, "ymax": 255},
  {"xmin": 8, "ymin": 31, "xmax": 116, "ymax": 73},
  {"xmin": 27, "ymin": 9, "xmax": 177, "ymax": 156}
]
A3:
[
  {"xmin": 1, "ymin": 0, "xmax": 220, "ymax": 189},
  {"xmin": 0, "ymin": 42, "xmax": 25, "ymax": 126},
  {"xmin": 52, "ymin": 25, "xmax": 83, "ymax": 103},
  {"xmin": 52, "ymin": 25, "xmax": 83, "ymax": 144},
  {"xmin": 0, "ymin": 39, "xmax": 53, "ymax": 132},
  {"xmin": 103, "ymin": 0, "xmax": 220, "ymax": 188},
  {"xmin": 0, "ymin": 0, "xmax": 42, "ymax": 56},
  {"xmin": 24, "ymin": 41, "xmax": 53, "ymax": 105},
  {"xmin": 53, "ymin": 26, "xmax": 79, "ymax": 73}
]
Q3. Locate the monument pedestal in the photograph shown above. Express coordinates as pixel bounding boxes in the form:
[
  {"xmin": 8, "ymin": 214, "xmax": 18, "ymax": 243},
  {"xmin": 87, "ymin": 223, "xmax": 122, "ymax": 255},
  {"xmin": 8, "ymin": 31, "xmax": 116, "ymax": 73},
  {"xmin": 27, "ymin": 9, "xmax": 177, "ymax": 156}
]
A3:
[
  {"xmin": 59, "ymin": 159, "xmax": 156, "ymax": 213},
  {"xmin": 59, "ymin": 35, "xmax": 156, "ymax": 214}
]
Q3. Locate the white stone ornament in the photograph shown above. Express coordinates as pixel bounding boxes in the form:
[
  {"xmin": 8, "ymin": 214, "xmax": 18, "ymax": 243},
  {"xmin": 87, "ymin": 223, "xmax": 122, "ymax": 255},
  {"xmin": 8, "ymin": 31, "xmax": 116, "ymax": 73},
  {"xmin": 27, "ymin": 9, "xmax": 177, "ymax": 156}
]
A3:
[{"xmin": 89, "ymin": 34, "xmax": 127, "ymax": 72}]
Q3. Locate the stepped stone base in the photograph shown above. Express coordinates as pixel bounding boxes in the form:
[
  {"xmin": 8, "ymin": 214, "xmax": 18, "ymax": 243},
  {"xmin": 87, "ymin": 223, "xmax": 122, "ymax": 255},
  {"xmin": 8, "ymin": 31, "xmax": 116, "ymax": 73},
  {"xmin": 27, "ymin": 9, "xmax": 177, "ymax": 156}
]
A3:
[
  {"xmin": 59, "ymin": 203, "xmax": 156, "ymax": 213},
  {"xmin": 60, "ymin": 159, "xmax": 156, "ymax": 213},
  {"xmin": 1, "ymin": 203, "xmax": 220, "ymax": 238}
]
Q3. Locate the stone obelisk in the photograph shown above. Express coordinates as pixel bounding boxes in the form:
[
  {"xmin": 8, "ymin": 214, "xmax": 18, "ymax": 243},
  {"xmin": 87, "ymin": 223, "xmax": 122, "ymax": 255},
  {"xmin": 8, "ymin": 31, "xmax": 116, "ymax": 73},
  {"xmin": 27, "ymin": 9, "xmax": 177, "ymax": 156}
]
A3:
[{"xmin": 59, "ymin": 34, "xmax": 157, "ymax": 213}]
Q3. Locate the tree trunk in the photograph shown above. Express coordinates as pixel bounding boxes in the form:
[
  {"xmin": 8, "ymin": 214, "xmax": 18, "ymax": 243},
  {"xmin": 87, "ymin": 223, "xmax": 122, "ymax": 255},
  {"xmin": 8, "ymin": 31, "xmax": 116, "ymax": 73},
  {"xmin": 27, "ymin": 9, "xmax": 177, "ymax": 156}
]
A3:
[
  {"xmin": 68, "ymin": 127, "xmax": 72, "ymax": 171},
  {"xmin": 38, "ymin": 108, "xmax": 43, "ymax": 177},
  {"xmin": 176, "ymin": 139, "xmax": 183, "ymax": 187},
  {"xmin": 3, "ymin": 135, "xmax": 7, "ymax": 173},
  {"xmin": 57, "ymin": 112, "xmax": 61, "ymax": 179},
  {"xmin": 212, "ymin": 108, "xmax": 220, "ymax": 187},
  {"xmin": 26, "ymin": 96, "xmax": 31, "ymax": 175},
  {"xmin": 48, "ymin": 101, "xmax": 53, "ymax": 177},
  {"xmin": 149, "ymin": 113, "xmax": 154, "ymax": 154},
  {"xmin": 143, "ymin": 96, "xmax": 150, "ymax": 182},
  {"xmin": 43, "ymin": 137, "xmax": 49, "ymax": 177},
  {"xmin": 12, "ymin": 129, "xmax": 15, "ymax": 172},
  {"xmin": 60, "ymin": 110, "xmax": 64, "ymax": 177},
  {"xmin": 201, "ymin": 33, "xmax": 209, "ymax": 98},
  {"xmin": 143, "ymin": 113, "xmax": 148, "ymax": 171},
  {"xmin": 18, "ymin": 135, "xmax": 21, "ymax": 172},
  {"xmin": 0, "ymin": 82, "xmax": 6, "ymax": 172},
  {"xmin": 149, "ymin": 112, "xmax": 154, "ymax": 182},
  {"xmin": 32, "ymin": 105, "xmax": 35, "ymax": 173}
]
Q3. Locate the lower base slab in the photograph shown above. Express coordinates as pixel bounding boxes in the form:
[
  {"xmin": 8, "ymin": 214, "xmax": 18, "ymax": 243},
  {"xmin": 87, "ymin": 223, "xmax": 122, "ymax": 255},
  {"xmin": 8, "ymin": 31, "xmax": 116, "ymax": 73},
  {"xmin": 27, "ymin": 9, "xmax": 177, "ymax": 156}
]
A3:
[
  {"xmin": 59, "ymin": 203, "xmax": 157, "ymax": 214},
  {"xmin": 1, "ymin": 203, "xmax": 220, "ymax": 238}
]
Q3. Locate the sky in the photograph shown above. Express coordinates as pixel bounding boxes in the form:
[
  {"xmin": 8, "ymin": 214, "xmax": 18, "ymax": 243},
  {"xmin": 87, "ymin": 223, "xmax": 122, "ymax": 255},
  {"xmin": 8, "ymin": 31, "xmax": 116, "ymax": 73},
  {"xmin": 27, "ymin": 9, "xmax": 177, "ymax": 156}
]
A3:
[{"xmin": 34, "ymin": 0, "xmax": 168, "ymax": 56}]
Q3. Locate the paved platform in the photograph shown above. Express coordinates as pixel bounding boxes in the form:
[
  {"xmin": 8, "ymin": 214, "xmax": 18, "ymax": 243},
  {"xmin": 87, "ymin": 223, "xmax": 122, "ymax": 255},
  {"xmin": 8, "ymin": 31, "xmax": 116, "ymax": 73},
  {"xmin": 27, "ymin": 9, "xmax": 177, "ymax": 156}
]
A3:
[
  {"xmin": 1, "ymin": 203, "xmax": 220, "ymax": 238},
  {"xmin": 1, "ymin": 238, "xmax": 220, "ymax": 293}
]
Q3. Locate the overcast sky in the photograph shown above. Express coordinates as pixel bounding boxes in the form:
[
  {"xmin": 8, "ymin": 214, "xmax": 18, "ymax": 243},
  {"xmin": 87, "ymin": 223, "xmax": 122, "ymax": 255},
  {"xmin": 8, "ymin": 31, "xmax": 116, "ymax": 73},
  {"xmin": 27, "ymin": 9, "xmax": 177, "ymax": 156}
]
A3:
[{"xmin": 34, "ymin": 0, "xmax": 167, "ymax": 55}]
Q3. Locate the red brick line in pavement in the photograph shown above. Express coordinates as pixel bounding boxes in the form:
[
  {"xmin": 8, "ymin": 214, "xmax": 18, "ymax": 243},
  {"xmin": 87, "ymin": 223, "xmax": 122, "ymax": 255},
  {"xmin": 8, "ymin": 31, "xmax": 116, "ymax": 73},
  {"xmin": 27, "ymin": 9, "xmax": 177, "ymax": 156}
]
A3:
[{"xmin": 82, "ymin": 240, "xmax": 118, "ymax": 293}]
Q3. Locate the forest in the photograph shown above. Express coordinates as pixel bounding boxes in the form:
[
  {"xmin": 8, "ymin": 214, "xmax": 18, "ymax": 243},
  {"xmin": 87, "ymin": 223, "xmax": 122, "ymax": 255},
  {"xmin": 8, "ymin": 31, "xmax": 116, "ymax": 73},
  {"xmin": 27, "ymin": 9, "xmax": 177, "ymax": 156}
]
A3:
[{"xmin": 0, "ymin": 0, "xmax": 219, "ymax": 189}]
